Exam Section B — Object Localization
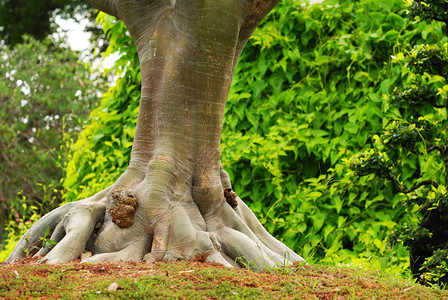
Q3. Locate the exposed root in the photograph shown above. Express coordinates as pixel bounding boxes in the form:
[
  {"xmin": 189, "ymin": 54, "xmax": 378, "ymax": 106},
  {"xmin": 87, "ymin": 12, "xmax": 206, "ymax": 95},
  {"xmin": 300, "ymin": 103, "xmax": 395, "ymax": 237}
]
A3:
[
  {"xmin": 83, "ymin": 240, "xmax": 149, "ymax": 263},
  {"xmin": 235, "ymin": 197, "xmax": 305, "ymax": 264},
  {"xmin": 7, "ymin": 164, "xmax": 305, "ymax": 269},
  {"xmin": 38, "ymin": 202, "xmax": 106, "ymax": 264}
]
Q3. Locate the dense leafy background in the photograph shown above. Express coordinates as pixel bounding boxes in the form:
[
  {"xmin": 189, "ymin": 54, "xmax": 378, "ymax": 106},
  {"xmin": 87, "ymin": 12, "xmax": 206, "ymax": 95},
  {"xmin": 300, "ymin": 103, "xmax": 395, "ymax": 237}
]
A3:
[
  {"xmin": 349, "ymin": 0, "xmax": 448, "ymax": 285},
  {"xmin": 3, "ymin": 0, "xmax": 448, "ymax": 279},
  {"xmin": 222, "ymin": 0, "xmax": 430, "ymax": 272},
  {"xmin": 0, "ymin": 36, "xmax": 105, "ymax": 253}
]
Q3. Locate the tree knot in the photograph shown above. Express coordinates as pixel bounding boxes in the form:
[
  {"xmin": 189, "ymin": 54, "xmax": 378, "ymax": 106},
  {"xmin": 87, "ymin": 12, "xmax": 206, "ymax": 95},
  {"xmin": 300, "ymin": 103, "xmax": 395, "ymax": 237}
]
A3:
[
  {"xmin": 224, "ymin": 188, "xmax": 238, "ymax": 208},
  {"xmin": 110, "ymin": 188, "xmax": 138, "ymax": 228},
  {"xmin": 252, "ymin": 0, "xmax": 269, "ymax": 15}
]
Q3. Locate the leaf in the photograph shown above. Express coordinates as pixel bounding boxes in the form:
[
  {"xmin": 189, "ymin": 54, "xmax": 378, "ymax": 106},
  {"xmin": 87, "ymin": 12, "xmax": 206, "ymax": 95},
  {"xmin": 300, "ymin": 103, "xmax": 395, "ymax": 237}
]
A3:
[
  {"xmin": 308, "ymin": 191, "xmax": 322, "ymax": 198},
  {"xmin": 44, "ymin": 227, "xmax": 50, "ymax": 238},
  {"xmin": 323, "ymin": 225, "xmax": 335, "ymax": 239},
  {"xmin": 334, "ymin": 197, "xmax": 342, "ymax": 214},
  {"xmin": 374, "ymin": 238, "xmax": 383, "ymax": 249},
  {"xmin": 311, "ymin": 212, "xmax": 326, "ymax": 232},
  {"xmin": 354, "ymin": 71, "xmax": 371, "ymax": 83},
  {"xmin": 246, "ymin": 110, "xmax": 259, "ymax": 130},
  {"xmin": 379, "ymin": 221, "xmax": 396, "ymax": 229},
  {"xmin": 384, "ymin": 30, "xmax": 399, "ymax": 41},
  {"xmin": 83, "ymin": 173, "xmax": 96, "ymax": 181}
]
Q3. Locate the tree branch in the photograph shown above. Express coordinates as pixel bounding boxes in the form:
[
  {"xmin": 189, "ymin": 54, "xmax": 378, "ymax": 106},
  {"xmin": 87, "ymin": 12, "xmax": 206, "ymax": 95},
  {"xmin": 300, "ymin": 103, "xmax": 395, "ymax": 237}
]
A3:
[
  {"xmin": 426, "ymin": 141, "xmax": 448, "ymax": 155},
  {"xmin": 432, "ymin": 103, "xmax": 446, "ymax": 109},
  {"xmin": 386, "ymin": 171, "xmax": 439, "ymax": 194},
  {"xmin": 85, "ymin": 0, "xmax": 120, "ymax": 19},
  {"xmin": 238, "ymin": 0, "xmax": 280, "ymax": 39}
]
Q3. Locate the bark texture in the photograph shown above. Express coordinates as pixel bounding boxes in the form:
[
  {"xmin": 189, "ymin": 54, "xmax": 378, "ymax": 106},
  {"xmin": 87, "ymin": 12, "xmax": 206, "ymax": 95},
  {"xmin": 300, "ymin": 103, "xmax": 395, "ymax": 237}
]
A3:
[{"xmin": 7, "ymin": 0, "xmax": 305, "ymax": 269}]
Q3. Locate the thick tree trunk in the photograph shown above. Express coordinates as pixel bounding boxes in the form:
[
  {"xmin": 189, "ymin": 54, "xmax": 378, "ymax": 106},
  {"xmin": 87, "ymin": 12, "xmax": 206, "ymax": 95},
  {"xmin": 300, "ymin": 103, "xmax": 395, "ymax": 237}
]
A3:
[{"xmin": 7, "ymin": 0, "xmax": 305, "ymax": 269}]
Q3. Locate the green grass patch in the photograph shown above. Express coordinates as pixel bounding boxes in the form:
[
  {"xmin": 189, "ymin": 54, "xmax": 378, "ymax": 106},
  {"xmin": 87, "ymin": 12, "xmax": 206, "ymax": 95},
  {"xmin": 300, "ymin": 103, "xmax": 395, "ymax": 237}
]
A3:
[{"xmin": 1, "ymin": 259, "xmax": 447, "ymax": 299}]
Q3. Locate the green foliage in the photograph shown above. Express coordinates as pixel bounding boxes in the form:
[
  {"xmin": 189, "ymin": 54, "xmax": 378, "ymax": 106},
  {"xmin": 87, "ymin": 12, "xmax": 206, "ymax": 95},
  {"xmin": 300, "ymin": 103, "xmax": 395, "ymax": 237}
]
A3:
[
  {"xmin": 405, "ymin": 43, "xmax": 448, "ymax": 77},
  {"xmin": 381, "ymin": 118, "xmax": 437, "ymax": 153},
  {"xmin": 390, "ymin": 85, "xmax": 442, "ymax": 111},
  {"xmin": 0, "ymin": 202, "xmax": 40, "ymax": 261},
  {"xmin": 0, "ymin": 36, "xmax": 105, "ymax": 249},
  {"xmin": 408, "ymin": 0, "xmax": 448, "ymax": 31},
  {"xmin": 389, "ymin": 224, "xmax": 432, "ymax": 247},
  {"xmin": 222, "ymin": 0, "xmax": 440, "ymax": 273},
  {"xmin": 21, "ymin": 227, "xmax": 58, "ymax": 258},
  {"xmin": 63, "ymin": 0, "xmax": 447, "ymax": 278},
  {"xmin": 63, "ymin": 13, "xmax": 139, "ymax": 201},
  {"xmin": 349, "ymin": 0, "xmax": 448, "ymax": 285},
  {"xmin": 348, "ymin": 150, "xmax": 393, "ymax": 178},
  {"xmin": 421, "ymin": 248, "xmax": 448, "ymax": 287},
  {"xmin": 0, "ymin": 0, "xmax": 89, "ymax": 45}
]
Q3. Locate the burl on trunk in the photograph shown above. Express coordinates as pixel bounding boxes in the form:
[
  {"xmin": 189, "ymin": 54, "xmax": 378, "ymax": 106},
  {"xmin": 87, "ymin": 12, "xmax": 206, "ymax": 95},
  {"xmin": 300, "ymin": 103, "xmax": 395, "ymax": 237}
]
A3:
[{"xmin": 7, "ymin": 0, "xmax": 305, "ymax": 270}]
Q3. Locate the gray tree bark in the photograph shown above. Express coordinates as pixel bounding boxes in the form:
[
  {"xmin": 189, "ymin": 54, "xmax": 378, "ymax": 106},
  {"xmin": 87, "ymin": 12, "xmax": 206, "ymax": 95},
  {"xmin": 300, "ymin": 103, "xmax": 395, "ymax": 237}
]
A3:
[{"xmin": 7, "ymin": 0, "xmax": 305, "ymax": 270}]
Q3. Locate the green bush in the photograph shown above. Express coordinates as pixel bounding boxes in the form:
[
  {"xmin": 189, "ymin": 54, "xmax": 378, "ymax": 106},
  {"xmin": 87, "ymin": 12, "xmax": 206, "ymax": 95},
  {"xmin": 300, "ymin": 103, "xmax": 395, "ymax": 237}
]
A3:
[
  {"xmin": 350, "ymin": 0, "xmax": 448, "ymax": 286},
  {"xmin": 224, "ymin": 0, "xmax": 444, "ymax": 274}
]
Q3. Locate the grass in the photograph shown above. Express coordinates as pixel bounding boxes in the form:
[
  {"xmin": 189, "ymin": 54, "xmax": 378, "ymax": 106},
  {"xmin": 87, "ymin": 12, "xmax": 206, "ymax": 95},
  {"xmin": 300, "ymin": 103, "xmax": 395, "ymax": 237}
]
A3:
[{"xmin": 1, "ymin": 259, "xmax": 447, "ymax": 299}]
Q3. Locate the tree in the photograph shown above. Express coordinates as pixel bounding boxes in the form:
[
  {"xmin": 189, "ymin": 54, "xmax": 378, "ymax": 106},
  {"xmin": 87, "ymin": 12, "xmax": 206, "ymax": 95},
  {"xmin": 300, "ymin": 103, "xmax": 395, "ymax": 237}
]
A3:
[
  {"xmin": 63, "ymin": 0, "xmax": 440, "ymax": 273},
  {"xmin": 6, "ymin": 0, "xmax": 304, "ymax": 269}
]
